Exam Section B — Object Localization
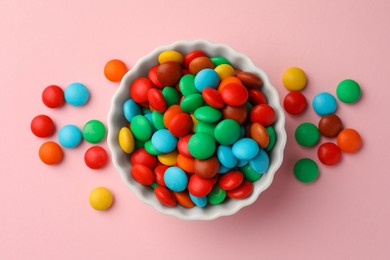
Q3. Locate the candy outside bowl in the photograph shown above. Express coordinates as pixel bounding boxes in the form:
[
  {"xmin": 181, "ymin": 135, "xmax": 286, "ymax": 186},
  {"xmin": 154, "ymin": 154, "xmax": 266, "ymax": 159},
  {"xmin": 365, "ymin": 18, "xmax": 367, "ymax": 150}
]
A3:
[{"xmin": 107, "ymin": 39, "xmax": 287, "ymax": 220}]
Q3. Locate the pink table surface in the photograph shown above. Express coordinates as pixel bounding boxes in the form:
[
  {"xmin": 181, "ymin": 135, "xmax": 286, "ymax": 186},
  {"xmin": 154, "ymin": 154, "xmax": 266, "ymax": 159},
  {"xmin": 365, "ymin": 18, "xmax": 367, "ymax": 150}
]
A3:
[{"xmin": 1, "ymin": 0, "xmax": 390, "ymax": 259}]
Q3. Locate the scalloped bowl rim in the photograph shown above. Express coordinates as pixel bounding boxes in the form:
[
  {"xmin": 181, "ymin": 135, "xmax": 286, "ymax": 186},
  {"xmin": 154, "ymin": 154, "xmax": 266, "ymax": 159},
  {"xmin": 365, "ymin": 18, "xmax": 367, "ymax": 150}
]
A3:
[{"xmin": 107, "ymin": 39, "xmax": 287, "ymax": 220}]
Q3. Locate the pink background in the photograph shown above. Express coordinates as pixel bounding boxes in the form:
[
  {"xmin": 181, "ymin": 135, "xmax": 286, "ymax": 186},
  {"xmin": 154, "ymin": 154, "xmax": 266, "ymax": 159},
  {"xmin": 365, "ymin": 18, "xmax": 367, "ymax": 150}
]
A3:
[{"xmin": 1, "ymin": 0, "xmax": 390, "ymax": 259}]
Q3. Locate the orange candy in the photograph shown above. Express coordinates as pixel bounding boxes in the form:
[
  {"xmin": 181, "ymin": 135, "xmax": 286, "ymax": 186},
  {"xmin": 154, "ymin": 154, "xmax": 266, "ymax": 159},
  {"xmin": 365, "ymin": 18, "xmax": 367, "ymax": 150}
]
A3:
[
  {"xmin": 39, "ymin": 141, "xmax": 63, "ymax": 165},
  {"xmin": 173, "ymin": 191, "xmax": 195, "ymax": 208},
  {"xmin": 337, "ymin": 128, "xmax": 362, "ymax": 153},
  {"xmin": 218, "ymin": 76, "xmax": 242, "ymax": 92},
  {"xmin": 249, "ymin": 123, "xmax": 269, "ymax": 148},
  {"xmin": 104, "ymin": 59, "xmax": 128, "ymax": 82},
  {"xmin": 176, "ymin": 153, "xmax": 195, "ymax": 173}
]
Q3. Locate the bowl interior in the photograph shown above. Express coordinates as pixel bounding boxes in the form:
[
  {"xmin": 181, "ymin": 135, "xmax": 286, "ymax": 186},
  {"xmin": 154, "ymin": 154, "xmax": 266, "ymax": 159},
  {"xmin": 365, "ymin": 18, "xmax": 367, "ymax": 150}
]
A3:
[{"xmin": 107, "ymin": 40, "xmax": 287, "ymax": 220}]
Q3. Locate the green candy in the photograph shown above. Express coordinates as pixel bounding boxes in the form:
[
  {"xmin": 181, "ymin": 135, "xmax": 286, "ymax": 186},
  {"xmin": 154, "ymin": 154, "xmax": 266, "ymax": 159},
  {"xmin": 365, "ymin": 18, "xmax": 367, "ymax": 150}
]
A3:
[
  {"xmin": 142, "ymin": 107, "xmax": 152, "ymax": 114},
  {"xmin": 162, "ymin": 86, "xmax": 180, "ymax": 106},
  {"xmin": 179, "ymin": 74, "xmax": 198, "ymax": 96},
  {"xmin": 214, "ymin": 119, "xmax": 240, "ymax": 145},
  {"xmin": 265, "ymin": 126, "xmax": 276, "ymax": 151},
  {"xmin": 195, "ymin": 122, "xmax": 216, "ymax": 137},
  {"xmin": 144, "ymin": 140, "xmax": 162, "ymax": 155},
  {"xmin": 151, "ymin": 111, "xmax": 166, "ymax": 130},
  {"xmin": 180, "ymin": 94, "xmax": 204, "ymax": 113},
  {"xmin": 336, "ymin": 79, "xmax": 361, "ymax": 104},
  {"xmin": 244, "ymin": 101, "xmax": 253, "ymax": 112},
  {"xmin": 130, "ymin": 115, "xmax": 152, "ymax": 141},
  {"xmin": 210, "ymin": 56, "xmax": 231, "ymax": 66},
  {"xmin": 134, "ymin": 139, "xmax": 145, "ymax": 149},
  {"xmin": 150, "ymin": 182, "xmax": 160, "ymax": 189},
  {"xmin": 208, "ymin": 185, "xmax": 226, "ymax": 205},
  {"xmin": 295, "ymin": 122, "xmax": 320, "ymax": 147},
  {"xmin": 188, "ymin": 133, "xmax": 216, "ymax": 159},
  {"xmin": 194, "ymin": 106, "xmax": 222, "ymax": 123},
  {"xmin": 240, "ymin": 164, "xmax": 263, "ymax": 182},
  {"xmin": 294, "ymin": 158, "xmax": 319, "ymax": 183},
  {"xmin": 82, "ymin": 119, "xmax": 106, "ymax": 143}
]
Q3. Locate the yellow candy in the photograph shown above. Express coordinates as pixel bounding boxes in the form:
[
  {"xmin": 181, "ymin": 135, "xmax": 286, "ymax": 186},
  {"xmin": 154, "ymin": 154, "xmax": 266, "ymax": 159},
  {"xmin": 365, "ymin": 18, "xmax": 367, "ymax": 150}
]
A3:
[
  {"xmin": 282, "ymin": 67, "xmax": 307, "ymax": 91},
  {"xmin": 214, "ymin": 64, "xmax": 235, "ymax": 80},
  {"xmin": 158, "ymin": 150, "xmax": 178, "ymax": 166},
  {"xmin": 89, "ymin": 187, "xmax": 114, "ymax": 210},
  {"xmin": 190, "ymin": 113, "xmax": 198, "ymax": 132},
  {"xmin": 119, "ymin": 127, "xmax": 134, "ymax": 154},
  {"xmin": 158, "ymin": 50, "xmax": 184, "ymax": 64}
]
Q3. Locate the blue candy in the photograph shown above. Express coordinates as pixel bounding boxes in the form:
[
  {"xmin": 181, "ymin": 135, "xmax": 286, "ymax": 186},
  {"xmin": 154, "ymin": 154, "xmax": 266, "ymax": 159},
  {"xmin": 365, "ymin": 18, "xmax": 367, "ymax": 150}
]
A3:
[
  {"xmin": 164, "ymin": 167, "xmax": 188, "ymax": 192},
  {"xmin": 312, "ymin": 92, "xmax": 337, "ymax": 116},
  {"xmin": 58, "ymin": 124, "xmax": 82, "ymax": 148},
  {"xmin": 217, "ymin": 145, "xmax": 237, "ymax": 168},
  {"xmin": 249, "ymin": 149, "xmax": 269, "ymax": 174},
  {"xmin": 194, "ymin": 68, "xmax": 220, "ymax": 92},
  {"xmin": 218, "ymin": 165, "xmax": 232, "ymax": 174},
  {"xmin": 151, "ymin": 129, "xmax": 177, "ymax": 153},
  {"xmin": 189, "ymin": 193, "xmax": 207, "ymax": 208},
  {"xmin": 64, "ymin": 82, "xmax": 89, "ymax": 106},
  {"xmin": 123, "ymin": 99, "xmax": 141, "ymax": 122},
  {"xmin": 232, "ymin": 138, "xmax": 259, "ymax": 160},
  {"xmin": 237, "ymin": 159, "xmax": 249, "ymax": 167}
]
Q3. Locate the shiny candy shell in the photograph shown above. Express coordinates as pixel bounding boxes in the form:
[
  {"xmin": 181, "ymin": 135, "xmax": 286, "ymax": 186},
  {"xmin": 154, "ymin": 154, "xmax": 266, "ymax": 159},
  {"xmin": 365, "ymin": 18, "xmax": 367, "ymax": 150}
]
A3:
[
  {"xmin": 221, "ymin": 83, "xmax": 249, "ymax": 106},
  {"xmin": 236, "ymin": 71, "xmax": 263, "ymax": 88},
  {"xmin": 130, "ymin": 77, "xmax": 153, "ymax": 103},
  {"xmin": 147, "ymin": 88, "xmax": 167, "ymax": 112},
  {"xmin": 194, "ymin": 106, "xmax": 222, "ymax": 123},
  {"xmin": 312, "ymin": 92, "xmax": 337, "ymax": 116},
  {"xmin": 154, "ymin": 186, "xmax": 176, "ymax": 207},
  {"xmin": 219, "ymin": 170, "xmax": 243, "ymax": 190},
  {"xmin": 232, "ymin": 138, "xmax": 259, "ymax": 160},
  {"xmin": 227, "ymin": 180, "xmax": 253, "ymax": 199},
  {"xmin": 131, "ymin": 164, "xmax": 155, "ymax": 185},
  {"xmin": 214, "ymin": 119, "xmax": 241, "ymax": 145},
  {"xmin": 249, "ymin": 149, "xmax": 269, "ymax": 174},
  {"xmin": 168, "ymin": 113, "xmax": 193, "ymax": 137},
  {"xmin": 217, "ymin": 145, "xmax": 238, "ymax": 168},
  {"xmin": 250, "ymin": 104, "xmax": 275, "ymax": 126},
  {"xmin": 130, "ymin": 115, "xmax": 152, "ymax": 141},
  {"xmin": 202, "ymin": 87, "xmax": 225, "ymax": 109},
  {"xmin": 188, "ymin": 174, "xmax": 214, "ymax": 197},
  {"xmin": 189, "ymin": 193, "xmax": 207, "ymax": 208},
  {"xmin": 193, "ymin": 156, "xmax": 219, "ymax": 179},
  {"xmin": 163, "ymin": 166, "xmax": 188, "ymax": 192},
  {"xmin": 119, "ymin": 127, "xmax": 135, "ymax": 154},
  {"xmin": 123, "ymin": 99, "xmax": 141, "ymax": 122},
  {"xmin": 249, "ymin": 123, "xmax": 269, "ymax": 148},
  {"xmin": 151, "ymin": 129, "xmax": 178, "ymax": 153},
  {"xmin": 194, "ymin": 68, "xmax": 220, "ymax": 92},
  {"xmin": 157, "ymin": 61, "xmax": 183, "ymax": 86}
]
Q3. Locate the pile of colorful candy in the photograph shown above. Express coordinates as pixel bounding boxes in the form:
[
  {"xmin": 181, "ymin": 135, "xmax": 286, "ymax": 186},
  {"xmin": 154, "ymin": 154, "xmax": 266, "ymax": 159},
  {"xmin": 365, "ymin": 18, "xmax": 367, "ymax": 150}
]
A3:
[
  {"xmin": 282, "ymin": 67, "xmax": 362, "ymax": 183},
  {"xmin": 118, "ymin": 50, "xmax": 278, "ymax": 208}
]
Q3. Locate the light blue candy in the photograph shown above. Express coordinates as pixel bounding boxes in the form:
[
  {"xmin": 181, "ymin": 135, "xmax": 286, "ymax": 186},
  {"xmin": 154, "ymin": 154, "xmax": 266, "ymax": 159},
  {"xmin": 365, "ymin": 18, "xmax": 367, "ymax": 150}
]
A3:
[
  {"xmin": 151, "ymin": 129, "xmax": 177, "ymax": 153},
  {"xmin": 232, "ymin": 138, "xmax": 259, "ymax": 160},
  {"xmin": 164, "ymin": 167, "xmax": 188, "ymax": 192},
  {"xmin": 189, "ymin": 193, "xmax": 207, "ymax": 208},
  {"xmin": 217, "ymin": 145, "xmax": 237, "ymax": 168},
  {"xmin": 58, "ymin": 124, "xmax": 82, "ymax": 148},
  {"xmin": 312, "ymin": 92, "xmax": 337, "ymax": 116},
  {"xmin": 144, "ymin": 112, "xmax": 156, "ymax": 132},
  {"xmin": 194, "ymin": 68, "xmax": 220, "ymax": 92},
  {"xmin": 237, "ymin": 159, "xmax": 249, "ymax": 167},
  {"xmin": 123, "ymin": 99, "xmax": 141, "ymax": 122},
  {"xmin": 64, "ymin": 82, "xmax": 89, "ymax": 106},
  {"xmin": 249, "ymin": 149, "xmax": 269, "ymax": 174},
  {"xmin": 218, "ymin": 165, "xmax": 232, "ymax": 174}
]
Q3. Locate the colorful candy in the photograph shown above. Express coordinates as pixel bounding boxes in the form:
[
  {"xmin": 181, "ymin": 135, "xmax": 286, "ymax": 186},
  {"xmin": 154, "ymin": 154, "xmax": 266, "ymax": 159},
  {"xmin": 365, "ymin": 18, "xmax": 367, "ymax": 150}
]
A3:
[
  {"xmin": 317, "ymin": 142, "xmax": 342, "ymax": 165},
  {"xmin": 283, "ymin": 91, "xmax": 307, "ymax": 115},
  {"xmin": 118, "ymin": 49, "xmax": 278, "ymax": 208},
  {"xmin": 282, "ymin": 67, "xmax": 307, "ymax": 91},
  {"xmin": 337, "ymin": 128, "xmax": 362, "ymax": 153},
  {"xmin": 294, "ymin": 158, "xmax": 319, "ymax": 183},
  {"xmin": 58, "ymin": 124, "xmax": 83, "ymax": 148},
  {"xmin": 42, "ymin": 85, "xmax": 64, "ymax": 108},
  {"xmin": 39, "ymin": 141, "xmax": 63, "ymax": 165},
  {"xmin": 104, "ymin": 59, "xmax": 128, "ymax": 82},
  {"xmin": 31, "ymin": 115, "xmax": 55, "ymax": 138},
  {"xmin": 64, "ymin": 82, "xmax": 90, "ymax": 106},
  {"xmin": 312, "ymin": 92, "xmax": 337, "ymax": 116},
  {"xmin": 318, "ymin": 114, "xmax": 343, "ymax": 138},
  {"xmin": 89, "ymin": 187, "xmax": 114, "ymax": 210},
  {"xmin": 82, "ymin": 120, "xmax": 106, "ymax": 143},
  {"xmin": 295, "ymin": 122, "xmax": 320, "ymax": 147},
  {"xmin": 84, "ymin": 146, "xmax": 108, "ymax": 169},
  {"xmin": 336, "ymin": 79, "xmax": 361, "ymax": 104}
]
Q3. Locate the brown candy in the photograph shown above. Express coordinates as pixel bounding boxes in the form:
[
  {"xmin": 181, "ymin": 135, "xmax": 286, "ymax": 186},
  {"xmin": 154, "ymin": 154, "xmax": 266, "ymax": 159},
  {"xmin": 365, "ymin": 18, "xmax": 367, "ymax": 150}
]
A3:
[
  {"xmin": 193, "ymin": 156, "xmax": 219, "ymax": 179},
  {"xmin": 237, "ymin": 71, "xmax": 263, "ymax": 88},
  {"xmin": 249, "ymin": 123, "xmax": 269, "ymax": 148},
  {"xmin": 222, "ymin": 105, "xmax": 248, "ymax": 124},
  {"xmin": 318, "ymin": 114, "xmax": 343, "ymax": 138},
  {"xmin": 156, "ymin": 61, "xmax": 182, "ymax": 86},
  {"xmin": 188, "ymin": 57, "xmax": 214, "ymax": 74}
]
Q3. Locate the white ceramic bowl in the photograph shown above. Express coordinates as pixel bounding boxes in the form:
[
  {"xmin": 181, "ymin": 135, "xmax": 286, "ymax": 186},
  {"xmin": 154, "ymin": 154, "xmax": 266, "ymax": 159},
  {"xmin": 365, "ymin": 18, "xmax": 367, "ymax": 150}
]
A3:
[{"xmin": 108, "ymin": 39, "xmax": 286, "ymax": 220}]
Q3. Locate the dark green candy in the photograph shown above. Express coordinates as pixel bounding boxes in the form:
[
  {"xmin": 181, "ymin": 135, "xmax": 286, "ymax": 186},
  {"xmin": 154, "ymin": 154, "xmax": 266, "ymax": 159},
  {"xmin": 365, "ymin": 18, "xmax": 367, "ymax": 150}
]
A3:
[
  {"xmin": 208, "ymin": 185, "xmax": 226, "ymax": 205},
  {"xmin": 295, "ymin": 122, "xmax": 320, "ymax": 147},
  {"xmin": 162, "ymin": 87, "xmax": 180, "ymax": 106},
  {"xmin": 294, "ymin": 158, "xmax": 319, "ymax": 183},
  {"xmin": 240, "ymin": 164, "xmax": 263, "ymax": 182}
]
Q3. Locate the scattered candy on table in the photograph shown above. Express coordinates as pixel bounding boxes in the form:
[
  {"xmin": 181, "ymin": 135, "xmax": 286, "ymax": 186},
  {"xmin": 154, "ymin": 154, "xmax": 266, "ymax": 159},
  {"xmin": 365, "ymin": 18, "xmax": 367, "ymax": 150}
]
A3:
[
  {"xmin": 84, "ymin": 146, "xmax": 108, "ymax": 169},
  {"xmin": 64, "ymin": 82, "xmax": 90, "ymax": 106},
  {"xmin": 282, "ymin": 67, "xmax": 307, "ymax": 91},
  {"xmin": 294, "ymin": 158, "xmax": 319, "ymax": 183},
  {"xmin": 39, "ymin": 141, "xmax": 64, "ymax": 165},
  {"xmin": 104, "ymin": 59, "xmax": 128, "ymax": 82},
  {"xmin": 89, "ymin": 187, "xmax": 114, "ymax": 210},
  {"xmin": 42, "ymin": 85, "xmax": 65, "ymax": 108},
  {"xmin": 119, "ymin": 48, "xmax": 277, "ymax": 208},
  {"xmin": 30, "ymin": 114, "xmax": 55, "ymax": 138},
  {"xmin": 58, "ymin": 124, "xmax": 83, "ymax": 148},
  {"xmin": 336, "ymin": 79, "xmax": 361, "ymax": 104}
]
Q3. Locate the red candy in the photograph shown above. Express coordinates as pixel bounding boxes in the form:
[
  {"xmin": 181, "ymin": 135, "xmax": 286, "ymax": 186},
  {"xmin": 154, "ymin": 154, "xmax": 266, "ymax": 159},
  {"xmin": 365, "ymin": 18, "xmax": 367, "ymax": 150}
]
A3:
[
  {"xmin": 154, "ymin": 164, "xmax": 168, "ymax": 187},
  {"xmin": 130, "ymin": 148, "xmax": 157, "ymax": 169},
  {"xmin": 183, "ymin": 50, "xmax": 207, "ymax": 68},
  {"xmin": 250, "ymin": 104, "xmax": 275, "ymax": 126},
  {"xmin": 283, "ymin": 91, "xmax": 307, "ymax": 115},
  {"xmin": 248, "ymin": 89, "xmax": 267, "ymax": 105},
  {"xmin": 177, "ymin": 134, "xmax": 193, "ymax": 157},
  {"xmin": 30, "ymin": 115, "xmax": 55, "ymax": 138},
  {"xmin": 84, "ymin": 146, "xmax": 108, "ymax": 169},
  {"xmin": 147, "ymin": 88, "xmax": 167, "ymax": 112},
  {"xmin": 168, "ymin": 113, "xmax": 193, "ymax": 137},
  {"xmin": 221, "ymin": 83, "xmax": 249, "ymax": 106},
  {"xmin": 188, "ymin": 174, "xmax": 214, "ymax": 197},
  {"xmin": 227, "ymin": 180, "xmax": 253, "ymax": 199},
  {"xmin": 202, "ymin": 88, "xmax": 225, "ymax": 109},
  {"xmin": 148, "ymin": 65, "xmax": 164, "ymax": 88},
  {"xmin": 219, "ymin": 170, "xmax": 244, "ymax": 190},
  {"xmin": 130, "ymin": 77, "xmax": 153, "ymax": 103},
  {"xmin": 317, "ymin": 142, "xmax": 342, "ymax": 166},
  {"xmin": 131, "ymin": 164, "xmax": 155, "ymax": 185},
  {"xmin": 42, "ymin": 85, "xmax": 64, "ymax": 108},
  {"xmin": 154, "ymin": 186, "xmax": 176, "ymax": 207}
]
